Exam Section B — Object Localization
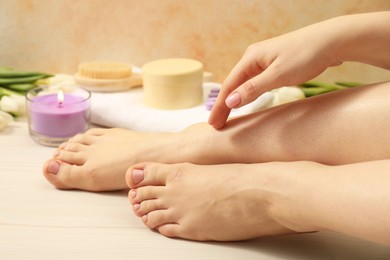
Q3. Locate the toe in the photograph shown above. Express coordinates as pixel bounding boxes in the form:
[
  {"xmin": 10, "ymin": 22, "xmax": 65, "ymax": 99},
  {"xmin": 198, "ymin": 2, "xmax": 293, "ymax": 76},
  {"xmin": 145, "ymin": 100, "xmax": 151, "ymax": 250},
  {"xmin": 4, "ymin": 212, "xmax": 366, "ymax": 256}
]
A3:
[
  {"xmin": 132, "ymin": 199, "xmax": 166, "ymax": 217},
  {"xmin": 61, "ymin": 141, "xmax": 85, "ymax": 152},
  {"xmin": 129, "ymin": 186, "xmax": 165, "ymax": 204},
  {"xmin": 58, "ymin": 142, "xmax": 67, "ymax": 150},
  {"xmin": 70, "ymin": 133, "xmax": 97, "ymax": 145},
  {"xmin": 157, "ymin": 224, "xmax": 181, "ymax": 238},
  {"xmin": 54, "ymin": 162, "xmax": 108, "ymax": 191},
  {"xmin": 126, "ymin": 164, "xmax": 147, "ymax": 188},
  {"xmin": 126, "ymin": 163, "xmax": 174, "ymax": 188},
  {"xmin": 42, "ymin": 160, "xmax": 72, "ymax": 190},
  {"xmin": 54, "ymin": 163, "xmax": 84, "ymax": 189},
  {"xmin": 55, "ymin": 149, "xmax": 86, "ymax": 165},
  {"xmin": 144, "ymin": 209, "xmax": 177, "ymax": 229},
  {"xmin": 43, "ymin": 160, "xmax": 104, "ymax": 191}
]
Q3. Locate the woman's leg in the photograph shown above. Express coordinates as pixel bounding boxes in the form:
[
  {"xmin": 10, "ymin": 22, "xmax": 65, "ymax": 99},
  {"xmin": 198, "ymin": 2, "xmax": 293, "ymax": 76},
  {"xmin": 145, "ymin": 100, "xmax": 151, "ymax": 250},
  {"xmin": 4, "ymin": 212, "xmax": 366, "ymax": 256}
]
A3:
[{"xmin": 43, "ymin": 81, "xmax": 390, "ymax": 191}]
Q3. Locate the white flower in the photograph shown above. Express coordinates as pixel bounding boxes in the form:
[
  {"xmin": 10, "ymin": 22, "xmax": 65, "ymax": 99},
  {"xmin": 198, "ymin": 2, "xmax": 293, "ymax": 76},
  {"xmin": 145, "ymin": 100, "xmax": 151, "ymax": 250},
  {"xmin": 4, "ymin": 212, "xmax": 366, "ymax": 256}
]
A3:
[
  {"xmin": 48, "ymin": 74, "xmax": 77, "ymax": 87},
  {"xmin": 240, "ymin": 91, "xmax": 275, "ymax": 114},
  {"xmin": 240, "ymin": 86, "xmax": 305, "ymax": 114},
  {"xmin": 0, "ymin": 110, "xmax": 14, "ymax": 130},
  {"xmin": 272, "ymin": 86, "xmax": 305, "ymax": 106},
  {"xmin": 0, "ymin": 94, "xmax": 26, "ymax": 116}
]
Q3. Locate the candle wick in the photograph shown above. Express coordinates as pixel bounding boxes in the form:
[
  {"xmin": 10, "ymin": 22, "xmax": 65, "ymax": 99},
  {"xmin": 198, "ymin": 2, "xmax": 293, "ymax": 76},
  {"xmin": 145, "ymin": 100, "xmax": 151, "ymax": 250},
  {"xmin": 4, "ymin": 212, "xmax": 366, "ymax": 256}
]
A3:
[{"xmin": 58, "ymin": 101, "xmax": 63, "ymax": 107}]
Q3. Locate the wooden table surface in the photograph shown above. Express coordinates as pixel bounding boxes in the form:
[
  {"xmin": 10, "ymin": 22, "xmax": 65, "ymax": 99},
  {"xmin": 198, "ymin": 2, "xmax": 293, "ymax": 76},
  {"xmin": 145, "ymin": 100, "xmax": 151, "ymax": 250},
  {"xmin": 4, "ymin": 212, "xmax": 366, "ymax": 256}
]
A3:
[{"xmin": 1, "ymin": 121, "xmax": 390, "ymax": 259}]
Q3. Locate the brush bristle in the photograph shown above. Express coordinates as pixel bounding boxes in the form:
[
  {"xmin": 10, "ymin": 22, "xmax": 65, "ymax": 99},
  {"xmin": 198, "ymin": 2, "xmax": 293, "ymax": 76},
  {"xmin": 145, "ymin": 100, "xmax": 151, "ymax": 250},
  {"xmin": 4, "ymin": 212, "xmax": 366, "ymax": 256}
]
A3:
[{"xmin": 78, "ymin": 62, "xmax": 132, "ymax": 79}]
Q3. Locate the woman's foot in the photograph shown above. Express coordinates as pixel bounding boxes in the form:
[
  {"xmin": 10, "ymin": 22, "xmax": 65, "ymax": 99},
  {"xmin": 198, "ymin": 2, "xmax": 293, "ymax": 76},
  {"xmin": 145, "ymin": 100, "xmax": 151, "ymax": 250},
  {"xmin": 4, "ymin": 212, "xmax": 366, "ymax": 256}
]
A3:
[
  {"xmin": 42, "ymin": 128, "xmax": 182, "ymax": 191},
  {"xmin": 126, "ymin": 162, "xmax": 303, "ymax": 241}
]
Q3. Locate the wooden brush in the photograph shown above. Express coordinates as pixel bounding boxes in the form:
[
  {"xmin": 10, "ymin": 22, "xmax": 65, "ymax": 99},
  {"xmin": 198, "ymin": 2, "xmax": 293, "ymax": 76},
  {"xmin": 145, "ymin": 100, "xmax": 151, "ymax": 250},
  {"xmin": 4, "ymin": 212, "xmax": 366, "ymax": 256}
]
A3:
[{"xmin": 74, "ymin": 62, "xmax": 142, "ymax": 92}]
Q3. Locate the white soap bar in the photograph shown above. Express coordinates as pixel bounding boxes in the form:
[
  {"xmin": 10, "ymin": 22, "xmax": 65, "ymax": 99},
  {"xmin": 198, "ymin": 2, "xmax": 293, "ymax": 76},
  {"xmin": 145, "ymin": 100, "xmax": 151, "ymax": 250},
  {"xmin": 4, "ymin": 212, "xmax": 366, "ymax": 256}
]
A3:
[{"xmin": 142, "ymin": 58, "xmax": 203, "ymax": 110}]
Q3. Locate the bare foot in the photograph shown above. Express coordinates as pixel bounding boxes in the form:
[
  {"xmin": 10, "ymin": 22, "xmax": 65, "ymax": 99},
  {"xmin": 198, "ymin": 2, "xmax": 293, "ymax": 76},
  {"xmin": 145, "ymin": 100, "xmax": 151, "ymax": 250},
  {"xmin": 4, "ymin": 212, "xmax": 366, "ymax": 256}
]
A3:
[
  {"xmin": 42, "ymin": 120, "xmax": 254, "ymax": 192},
  {"xmin": 43, "ymin": 128, "xmax": 181, "ymax": 191},
  {"xmin": 126, "ymin": 162, "xmax": 297, "ymax": 241}
]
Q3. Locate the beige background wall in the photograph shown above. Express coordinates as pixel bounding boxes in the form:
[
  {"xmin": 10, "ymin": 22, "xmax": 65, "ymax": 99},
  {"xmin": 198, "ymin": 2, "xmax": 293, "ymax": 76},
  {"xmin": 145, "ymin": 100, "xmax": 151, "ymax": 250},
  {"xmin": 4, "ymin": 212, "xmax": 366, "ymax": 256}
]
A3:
[{"xmin": 1, "ymin": 0, "xmax": 389, "ymax": 83}]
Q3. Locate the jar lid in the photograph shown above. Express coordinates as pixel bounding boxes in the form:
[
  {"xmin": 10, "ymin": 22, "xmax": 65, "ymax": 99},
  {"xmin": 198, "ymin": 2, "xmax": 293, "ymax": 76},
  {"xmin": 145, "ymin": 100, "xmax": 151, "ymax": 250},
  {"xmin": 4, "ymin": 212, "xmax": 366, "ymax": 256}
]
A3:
[
  {"xmin": 142, "ymin": 58, "xmax": 204, "ymax": 109},
  {"xmin": 142, "ymin": 58, "xmax": 203, "ymax": 85}
]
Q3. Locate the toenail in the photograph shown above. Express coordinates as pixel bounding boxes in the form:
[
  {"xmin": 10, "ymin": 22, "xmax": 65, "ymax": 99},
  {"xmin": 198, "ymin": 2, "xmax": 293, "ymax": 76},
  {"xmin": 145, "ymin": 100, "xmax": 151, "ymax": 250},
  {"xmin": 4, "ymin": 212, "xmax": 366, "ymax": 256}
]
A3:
[
  {"xmin": 142, "ymin": 215, "xmax": 148, "ymax": 223},
  {"xmin": 133, "ymin": 204, "xmax": 140, "ymax": 211},
  {"xmin": 59, "ymin": 142, "xmax": 67, "ymax": 149},
  {"xmin": 129, "ymin": 189, "xmax": 137, "ymax": 199},
  {"xmin": 47, "ymin": 161, "xmax": 60, "ymax": 174},
  {"xmin": 132, "ymin": 169, "xmax": 144, "ymax": 184},
  {"xmin": 52, "ymin": 150, "xmax": 60, "ymax": 157}
]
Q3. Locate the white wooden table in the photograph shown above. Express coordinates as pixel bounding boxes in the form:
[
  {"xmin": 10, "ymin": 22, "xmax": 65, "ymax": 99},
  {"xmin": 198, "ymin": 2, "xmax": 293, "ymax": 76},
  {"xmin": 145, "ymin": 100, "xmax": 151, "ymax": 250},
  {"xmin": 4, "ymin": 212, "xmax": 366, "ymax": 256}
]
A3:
[{"xmin": 1, "ymin": 121, "xmax": 390, "ymax": 259}]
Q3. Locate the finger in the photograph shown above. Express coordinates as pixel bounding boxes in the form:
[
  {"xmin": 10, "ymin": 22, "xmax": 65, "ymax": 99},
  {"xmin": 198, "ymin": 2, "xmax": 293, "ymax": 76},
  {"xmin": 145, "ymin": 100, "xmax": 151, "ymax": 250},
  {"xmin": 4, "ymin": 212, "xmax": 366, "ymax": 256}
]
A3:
[
  {"xmin": 208, "ymin": 53, "xmax": 266, "ymax": 129},
  {"xmin": 226, "ymin": 62, "xmax": 285, "ymax": 109},
  {"xmin": 207, "ymin": 99, "xmax": 231, "ymax": 129}
]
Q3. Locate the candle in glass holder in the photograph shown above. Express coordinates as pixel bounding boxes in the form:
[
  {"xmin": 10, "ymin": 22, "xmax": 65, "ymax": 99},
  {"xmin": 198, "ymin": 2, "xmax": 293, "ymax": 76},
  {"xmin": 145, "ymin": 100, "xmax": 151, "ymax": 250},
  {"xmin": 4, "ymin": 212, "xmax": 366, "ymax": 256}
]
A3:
[{"xmin": 26, "ymin": 86, "xmax": 91, "ymax": 147}]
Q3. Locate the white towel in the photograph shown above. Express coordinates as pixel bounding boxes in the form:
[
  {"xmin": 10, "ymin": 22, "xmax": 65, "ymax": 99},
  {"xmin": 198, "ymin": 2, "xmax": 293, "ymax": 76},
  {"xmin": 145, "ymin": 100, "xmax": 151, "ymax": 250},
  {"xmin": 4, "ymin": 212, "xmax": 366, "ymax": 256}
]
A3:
[{"xmin": 90, "ymin": 82, "xmax": 237, "ymax": 132}]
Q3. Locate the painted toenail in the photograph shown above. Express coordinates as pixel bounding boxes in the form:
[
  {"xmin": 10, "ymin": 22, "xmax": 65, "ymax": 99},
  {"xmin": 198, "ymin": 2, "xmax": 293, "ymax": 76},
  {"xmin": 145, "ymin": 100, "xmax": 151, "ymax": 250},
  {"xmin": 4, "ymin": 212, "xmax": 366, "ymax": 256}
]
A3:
[
  {"xmin": 52, "ymin": 150, "xmax": 60, "ymax": 157},
  {"xmin": 129, "ymin": 189, "xmax": 137, "ymax": 199},
  {"xmin": 132, "ymin": 169, "xmax": 144, "ymax": 184},
  {"xmin": 47, "ymin": 161, "xmax": 60, "ymax": 174}
]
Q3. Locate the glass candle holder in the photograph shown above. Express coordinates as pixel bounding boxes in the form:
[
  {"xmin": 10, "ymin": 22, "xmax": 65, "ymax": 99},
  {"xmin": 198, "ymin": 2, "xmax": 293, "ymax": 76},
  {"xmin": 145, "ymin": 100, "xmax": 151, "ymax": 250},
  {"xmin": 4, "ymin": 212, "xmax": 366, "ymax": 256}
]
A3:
[{"xmin": 26, "ymin": 85, "xmax": 91, "ymax": 147}]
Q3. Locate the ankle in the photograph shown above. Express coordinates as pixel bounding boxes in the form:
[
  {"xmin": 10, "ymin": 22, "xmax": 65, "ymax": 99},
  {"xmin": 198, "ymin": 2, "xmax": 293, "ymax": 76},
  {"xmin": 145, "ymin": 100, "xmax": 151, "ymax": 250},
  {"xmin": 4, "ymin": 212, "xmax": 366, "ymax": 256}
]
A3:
[
  {"xmin": 179, "ymin": 123, "xmax": 223, "ymax": 164},
  {"xmin": 142, "ymin": 124, "xmax": 214, "ymax": 164},
  {"xmin": 131, "ymin": 132, "xmax": 181, "ymax": 164},
  {"xmin": 266, "ymin": 161, "xmax": 325, "ymax": 233}
]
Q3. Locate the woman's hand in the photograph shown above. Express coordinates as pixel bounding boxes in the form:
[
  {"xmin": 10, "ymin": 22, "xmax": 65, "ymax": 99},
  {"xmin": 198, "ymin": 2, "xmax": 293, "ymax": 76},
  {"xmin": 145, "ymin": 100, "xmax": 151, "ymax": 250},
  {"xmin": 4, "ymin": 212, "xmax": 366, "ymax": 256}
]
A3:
[
  {"xmin": 208, "ymin": 19, "xmax": 343, "ymax": 129},
  {"xmin": 209, "ymin": 11, "xmax": 390, "ymax": 129}
]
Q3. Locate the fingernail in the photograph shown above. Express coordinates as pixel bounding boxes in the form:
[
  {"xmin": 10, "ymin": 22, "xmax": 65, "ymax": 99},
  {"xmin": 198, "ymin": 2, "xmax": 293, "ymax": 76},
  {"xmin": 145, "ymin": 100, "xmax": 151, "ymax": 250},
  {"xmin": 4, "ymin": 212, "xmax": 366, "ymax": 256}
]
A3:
[
  {"xmin": 47, "ymin": 160, "xmax": 60, "ymax": 174},
  {"xmin": 225, "ymin": 92, "xmax": 241, "ymax": 108},
  {"xmin": 132, "ymin": 169, "xmax": 144, "ymax": 184}
]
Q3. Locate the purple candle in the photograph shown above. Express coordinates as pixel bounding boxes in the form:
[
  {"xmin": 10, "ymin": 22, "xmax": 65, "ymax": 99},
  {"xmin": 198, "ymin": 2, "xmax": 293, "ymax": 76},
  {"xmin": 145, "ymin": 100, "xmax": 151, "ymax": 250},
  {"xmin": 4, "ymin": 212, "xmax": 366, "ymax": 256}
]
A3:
[{"xmin": 27, "ymin": 86, "xmax": 90, "ymax": 146}]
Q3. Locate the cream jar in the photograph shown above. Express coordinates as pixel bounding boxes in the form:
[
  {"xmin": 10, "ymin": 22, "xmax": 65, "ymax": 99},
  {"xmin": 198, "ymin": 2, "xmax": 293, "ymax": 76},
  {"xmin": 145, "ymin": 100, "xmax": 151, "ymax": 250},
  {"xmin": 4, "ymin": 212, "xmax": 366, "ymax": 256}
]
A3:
[{"xmin": 142, "ymin": 58, "xmax": 203, "ymax": 110}]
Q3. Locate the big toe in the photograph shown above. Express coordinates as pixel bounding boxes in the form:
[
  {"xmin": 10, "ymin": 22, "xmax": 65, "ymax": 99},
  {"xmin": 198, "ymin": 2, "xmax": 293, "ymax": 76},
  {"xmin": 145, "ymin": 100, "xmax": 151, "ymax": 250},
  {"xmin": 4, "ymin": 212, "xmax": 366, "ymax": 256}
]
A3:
[
  {"xmin": 126, "ymin": 162, "xmax": 174, "ymax": 189},
  {"xmin": 44, "ymin": 159, "xmax": 127, "ymax": 191},
  {"xmin": 43, "ymin": 159, "xmax": 72, "ymax": 190}
]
